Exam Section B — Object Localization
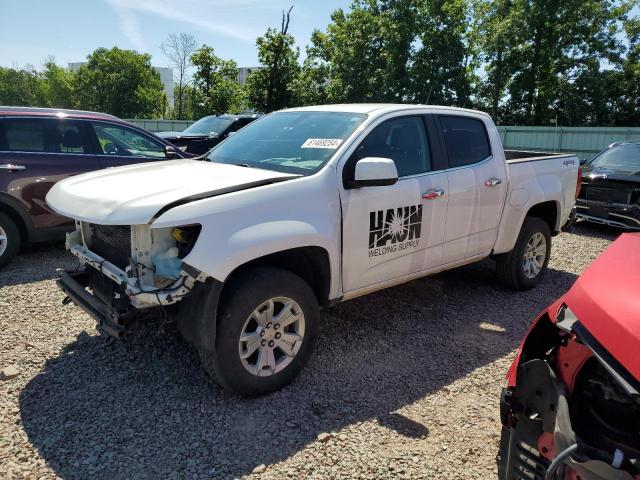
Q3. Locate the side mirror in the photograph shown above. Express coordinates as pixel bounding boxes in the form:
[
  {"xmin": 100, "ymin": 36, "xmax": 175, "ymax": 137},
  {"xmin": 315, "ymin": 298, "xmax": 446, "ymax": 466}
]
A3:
[
  {"xmin": 165, "ymin": 145, "xmax": 178, "ymax": 159},
  {"xmin": 347, "ymin": 157, "xmax": 398, "ymax": 188},
  {"xmin": 579, "ymin": 158, "xmax": 588, "ymax": 166}
]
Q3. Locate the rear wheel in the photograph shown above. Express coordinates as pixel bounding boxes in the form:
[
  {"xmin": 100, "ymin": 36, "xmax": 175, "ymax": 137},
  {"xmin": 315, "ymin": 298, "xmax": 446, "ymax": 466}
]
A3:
[
  {"xmin": 199, "ymin": 267, "xmax": 319, "ymax": 396},
  {"xmin": 0, "ymin": 212, "xmax": 21, "ymax": 269},
  {"xmin": 495, "ymin": 217, "xmax": 551, "ymax": 290}
]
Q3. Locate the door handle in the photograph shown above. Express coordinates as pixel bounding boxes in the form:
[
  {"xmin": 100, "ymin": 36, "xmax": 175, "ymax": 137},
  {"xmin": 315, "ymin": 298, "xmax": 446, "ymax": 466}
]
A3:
[
  {"xmin": 0, "ymin": 164, "xmax": 26, "ymax": 172},
  {"xmin": 485, "ymin": 177, "xmax": 502, "ymax": 187},
  {"xmin": 422, "ymin": 189, "xmax": 445, "ymax": 200}
]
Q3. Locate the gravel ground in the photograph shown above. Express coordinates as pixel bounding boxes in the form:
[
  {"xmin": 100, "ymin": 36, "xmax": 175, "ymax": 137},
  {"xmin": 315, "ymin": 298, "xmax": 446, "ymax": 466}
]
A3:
[{"xmin": 0, "ymin": 223, "xmax": 618, "ymax": 480}]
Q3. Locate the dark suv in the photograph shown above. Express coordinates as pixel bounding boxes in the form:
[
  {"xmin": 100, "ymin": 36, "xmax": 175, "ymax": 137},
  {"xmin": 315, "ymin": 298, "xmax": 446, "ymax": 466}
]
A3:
[
  {"xmin": 0, "ymin": 106, "xmax": 188, "ymax": 268},
  {"xmin": 157, "ymin": 114, "xmax": 259, "ymax": 155}
]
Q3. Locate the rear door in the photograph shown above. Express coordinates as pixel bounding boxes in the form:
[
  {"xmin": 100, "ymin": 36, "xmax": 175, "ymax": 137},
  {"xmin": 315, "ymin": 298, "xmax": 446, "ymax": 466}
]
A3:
[
  {"xmin": 340, "ymin": 114, "xmax": 449, "ymax": 292},
  {"xmin": 0, "ymin": 116, "xmax": 99, "ymax": 230},
  {"xmin": 435, "ymin": 114, "xmax": 507, "ymax": 262},
  {"xmin": 88, "ymin": 120, "xmax": 169, "ymax": 168}
]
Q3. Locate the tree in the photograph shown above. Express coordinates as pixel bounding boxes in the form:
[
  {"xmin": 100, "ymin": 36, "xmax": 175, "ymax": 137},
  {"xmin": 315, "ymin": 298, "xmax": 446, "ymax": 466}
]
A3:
[
  {"xmin": 246, "ymin": 7, "xmax": 301, "ymax": 112},
  {"xmin": 616, "ymin": 14, "xmax": 640, "ymax": 125},
  {"xmin": 476, "ymin": 0, "xmax": 632, "ymax": 125},
  {"xmin": 74, "ymin": 47, "xmax": 164, "ymax": 118},
  {"xmin": 291, "ymin": 56, "xmax": 330, "ymax": 106},
  {"xmin": 190, "ymin": 45, "xmax": 245, "ymax": 116},
  {"xmin": 307, "ymin": 1, "xmax": 416, "ymax": 103},
  {"xmin": 0, "ymin": 66, "xmax": 46, "ymax": 107},
  {"xmin": 411, "ymin": 0, "xmax": 476, "ymax": 106},
  {"xmin": 161, "ymin": 33, "xmax": 198, "ymax": 119},
  {"xmin": 42, "ymin": 58, "xmax": 76, "ymax": 109}
]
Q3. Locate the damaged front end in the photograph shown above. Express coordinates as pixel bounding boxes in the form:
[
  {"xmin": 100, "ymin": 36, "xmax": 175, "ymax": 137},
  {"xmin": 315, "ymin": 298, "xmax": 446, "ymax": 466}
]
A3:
[
  {"xmin": 498, "ymin": 306, "xmax": 640, "ymax": 480},
  {"xmin": 57, "ymin": 221, "xmax": 206, "ymax": 338}
]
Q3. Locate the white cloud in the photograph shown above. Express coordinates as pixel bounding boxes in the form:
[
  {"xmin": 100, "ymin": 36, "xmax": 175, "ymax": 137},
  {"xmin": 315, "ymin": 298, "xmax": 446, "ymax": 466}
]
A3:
[
  {"xmin": 105, "ymin": 0, "xmax": 147, "ymax": 51},
  {"xmin": 105, "ymin": 0, "xmax": 288, "ymax": 45}
]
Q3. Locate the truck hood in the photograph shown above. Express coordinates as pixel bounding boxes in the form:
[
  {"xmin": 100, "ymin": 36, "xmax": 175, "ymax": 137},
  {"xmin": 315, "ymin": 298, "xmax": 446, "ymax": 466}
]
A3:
[
  {"xmin": 46, "ymin": 160, "xmax": 296, "ymax": 225},
  {"xmin": 565, "ymin": 233, "xmax": 640, "ymax": 381}
]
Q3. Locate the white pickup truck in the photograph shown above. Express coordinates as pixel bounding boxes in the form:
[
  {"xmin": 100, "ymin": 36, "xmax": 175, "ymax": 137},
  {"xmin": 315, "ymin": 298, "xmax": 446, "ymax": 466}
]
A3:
[{"xmin": 47, "ymin": 104, "xmax": 580, "ymax": 396}]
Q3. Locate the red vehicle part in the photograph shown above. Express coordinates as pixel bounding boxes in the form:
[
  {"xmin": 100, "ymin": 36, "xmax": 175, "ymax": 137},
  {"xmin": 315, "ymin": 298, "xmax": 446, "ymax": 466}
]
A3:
[{"xmin": 499, "ymin": 233, "xmax": 640, "ymax": 480}]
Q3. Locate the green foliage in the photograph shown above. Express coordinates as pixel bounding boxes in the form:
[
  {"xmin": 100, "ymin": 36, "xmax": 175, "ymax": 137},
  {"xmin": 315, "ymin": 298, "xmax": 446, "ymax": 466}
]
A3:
[
  {"xmin": 246, "ymin": 8, "xmax": 301, "ymax": 113},
  {"xmin": 1, "ymin": 1, "xmax": 639, "ymax": 125},
  {"xmin": 191, "ymin": 45, "xmax": 245, "ymax": 116},
  {"xmin": 477, "ymin": 0, "xmax": 634, "ymax": 125},
  {"xmin": 307, "ymin": 1, "xmax": 416, "ymax": 103},
  {"xmin": 42, "ymin": 60, "xmax": 76, "ymax": 109},
  {"xmin": 411, "ymin": 0, "xmax": 476, "ymax": 106},
  {"xmin": 0, "ymin": 66, "xmax": 46, "ymax": 107},
  {"xmin": 74, "ymin": 47, "xmax": 164, "ymax": 118}
]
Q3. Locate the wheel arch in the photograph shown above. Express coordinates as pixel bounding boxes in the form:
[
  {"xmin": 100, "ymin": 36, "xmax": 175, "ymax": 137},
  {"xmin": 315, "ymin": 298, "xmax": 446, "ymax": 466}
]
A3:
[
  {"xmin": 175, "ymin": 246, "xmax": 333, "ymax": 353},
  {"xmin": 526, "ymin": 200, "xmax": 560, "ymax": 235},
  {"xmin": 222, "ymin": 246, "xmax": 332, "ymax": 308},
  {"xmin": 0, "ymin": 194, "xmax": 31, "ymax": 243}
]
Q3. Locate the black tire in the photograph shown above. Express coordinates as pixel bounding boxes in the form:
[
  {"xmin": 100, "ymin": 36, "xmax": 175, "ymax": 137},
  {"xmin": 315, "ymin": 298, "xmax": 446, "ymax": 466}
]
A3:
[
  {"xmin": 0, "ymin": 212, "xmax": 21, "ymax": 269},
  {"xmin": 495, "ymin": 217, "xmax": 551, "ymax": 290},
  {"xmin": 199, "ymin": 267, "xmax": 319, "ymax": 397}
]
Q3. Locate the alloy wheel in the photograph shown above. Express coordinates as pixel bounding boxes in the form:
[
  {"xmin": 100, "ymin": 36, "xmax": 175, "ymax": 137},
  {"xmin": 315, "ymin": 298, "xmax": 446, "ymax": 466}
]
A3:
[
  {"xmin": 523, "ymin": 232, "xmax": 547, "ymax": 279},
  {"xmin": 0, "ymin": 225, "xmax": 7, "ymax": 257},
  {"xmin": 238, "ymin": 296, "xmax": 305, "ymax": 377}
]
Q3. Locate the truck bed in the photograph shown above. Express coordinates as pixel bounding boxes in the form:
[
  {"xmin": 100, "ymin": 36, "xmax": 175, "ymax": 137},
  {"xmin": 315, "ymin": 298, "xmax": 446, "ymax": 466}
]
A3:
[{"xmin": 505, "ymin": 150, "xmax": 576, "ymax": 163}]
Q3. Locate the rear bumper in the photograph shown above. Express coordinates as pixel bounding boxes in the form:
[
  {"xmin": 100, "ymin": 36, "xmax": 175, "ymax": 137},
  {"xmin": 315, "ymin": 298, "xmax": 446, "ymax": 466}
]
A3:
[
  {"xmin": 575, "ymin": 199, "xmax": 640, "ymax": 230},
  {"xmin": 57, "ymin": 271, "xmax": 127, "ymax": 338}
]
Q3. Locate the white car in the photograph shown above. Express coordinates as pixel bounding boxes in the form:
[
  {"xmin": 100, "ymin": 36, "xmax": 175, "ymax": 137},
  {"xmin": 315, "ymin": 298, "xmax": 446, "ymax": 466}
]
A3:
[{"xmin": 47, "ymin": 104, "xmax": 581, "ymax": 396}]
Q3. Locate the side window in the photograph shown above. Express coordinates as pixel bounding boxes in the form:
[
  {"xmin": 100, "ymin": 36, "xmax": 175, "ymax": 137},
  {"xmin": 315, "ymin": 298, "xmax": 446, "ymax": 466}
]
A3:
[
  {"xmin": 439, "ymin": 116, "xmax": 491, "ymax": 168},
  {"xmin": 52, "ymin": 120, "xmax": 89, "ymax": 154},
  {"xmin": 353, "ymin": 116, "xmax": 431, "ymax": 177},
  {"xmin": 228, "ymin": 120, "xmax": 245, "ymax": 133},
  {"xmin": 2, "ymin": 118, "xmax": 46, "ymax": 152},
  {"xmin": 91, "ymin": 122, "xmax": 165, "ymax": 159}
]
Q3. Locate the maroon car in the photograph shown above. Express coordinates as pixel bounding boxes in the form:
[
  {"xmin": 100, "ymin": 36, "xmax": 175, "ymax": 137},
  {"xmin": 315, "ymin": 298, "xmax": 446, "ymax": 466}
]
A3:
[{"xmin": 0, "ymin": 107, "xmax": 187, "ymax": 268}]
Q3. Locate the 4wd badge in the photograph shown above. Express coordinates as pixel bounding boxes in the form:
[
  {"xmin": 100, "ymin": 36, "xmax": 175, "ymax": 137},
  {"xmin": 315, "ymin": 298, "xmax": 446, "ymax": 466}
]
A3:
[{"xmin": 368, "ymin": 205, "xmax": 423, "ymax": 257}]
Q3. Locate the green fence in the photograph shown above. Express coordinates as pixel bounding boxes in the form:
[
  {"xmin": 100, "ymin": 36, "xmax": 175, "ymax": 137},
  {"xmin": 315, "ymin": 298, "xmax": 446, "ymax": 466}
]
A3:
[
  {"xmin": 129, "ymin": 119, "xmax": 640, "ymax": 160},
  {"xmin": 497, "ymin": 126, "xmax": 640, "ymax": 161},
  {"xmin": 127, "ymin": 119, "xmax": 194, "ymax": 133}
]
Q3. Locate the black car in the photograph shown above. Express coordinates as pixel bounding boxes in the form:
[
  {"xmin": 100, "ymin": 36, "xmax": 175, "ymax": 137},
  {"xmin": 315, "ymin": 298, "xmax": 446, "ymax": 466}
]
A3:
[
  {"xmin": 575, "ymin": 141, "xmax": 640, "ymax": 230},
  {"xmin": 157, "ymin": 114, "xmax": 259, "ymax": 155}
]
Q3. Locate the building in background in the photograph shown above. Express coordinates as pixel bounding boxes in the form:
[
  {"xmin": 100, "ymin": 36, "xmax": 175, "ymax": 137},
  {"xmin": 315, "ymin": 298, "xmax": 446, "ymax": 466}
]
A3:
[
  {"xmin": 68, "ymin": 62, "xmax": 175, "ymax": 108},
  {"xmin": 237, "ymin": 67, "xmax": 263, "ymax": 85}
]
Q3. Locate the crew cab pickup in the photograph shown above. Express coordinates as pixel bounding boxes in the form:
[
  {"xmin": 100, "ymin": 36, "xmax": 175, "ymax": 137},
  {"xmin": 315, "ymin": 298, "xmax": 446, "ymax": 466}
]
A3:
[{"xmin": 46, "ymin": 104, "xmax": 580, "ymax": 396}]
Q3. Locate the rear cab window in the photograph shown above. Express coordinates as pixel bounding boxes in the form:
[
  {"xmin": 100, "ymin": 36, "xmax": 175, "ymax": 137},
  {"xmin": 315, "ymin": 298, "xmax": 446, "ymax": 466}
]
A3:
[
  {"xmin": 438, "ymin": 115, "xmax": 491, "ymax": 168},
  {"xmin": 0, "ymin": 117, "xmax": 91, "ymax": 154}
]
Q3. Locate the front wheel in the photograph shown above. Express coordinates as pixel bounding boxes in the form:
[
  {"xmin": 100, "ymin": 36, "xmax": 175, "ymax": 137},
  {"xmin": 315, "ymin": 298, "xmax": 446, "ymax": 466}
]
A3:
[
  {"xmin": 199, "ymin": 267, "xmax": 319, "ymax": 396},
  {"xmin": 495, "ymin": 217, "xmax": 551, "ymax": 290},
  {"xmin": 0, "ymin": 212, "xmax": 21, "ymax": 270}
]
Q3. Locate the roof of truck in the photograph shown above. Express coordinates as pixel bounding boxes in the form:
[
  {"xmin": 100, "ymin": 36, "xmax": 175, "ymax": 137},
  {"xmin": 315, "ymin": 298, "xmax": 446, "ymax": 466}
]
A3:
[{"xmin": 285, "ymin": 103, "xmax": 492, "ymax": 118}]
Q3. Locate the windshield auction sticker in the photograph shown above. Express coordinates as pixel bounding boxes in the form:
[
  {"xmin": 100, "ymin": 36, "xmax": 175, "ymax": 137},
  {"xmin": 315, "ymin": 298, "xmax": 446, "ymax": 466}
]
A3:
[{"xmin": 301, "ymin": 138, "xmax": 343, "ymax": 149}]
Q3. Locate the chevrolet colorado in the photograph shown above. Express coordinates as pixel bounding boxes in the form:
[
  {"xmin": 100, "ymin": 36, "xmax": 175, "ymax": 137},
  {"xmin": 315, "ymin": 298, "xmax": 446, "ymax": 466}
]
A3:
[{"xmin": 46, "ymin": 104, "xmax": 580, "ymax": 396}]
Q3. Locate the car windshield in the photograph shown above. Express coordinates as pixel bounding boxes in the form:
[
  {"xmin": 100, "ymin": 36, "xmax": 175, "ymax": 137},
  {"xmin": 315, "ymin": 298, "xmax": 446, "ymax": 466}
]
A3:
[
  {"xmin": 206, "ymin": 111, "xmax": 367, "ymax": 175},
  {"xmin": 590, "ymin": 143, "xmax": 640, "ymax": 171},
  {"xmin": 183, "ymin": 116, "xmax": 234, "ymax": 136}
]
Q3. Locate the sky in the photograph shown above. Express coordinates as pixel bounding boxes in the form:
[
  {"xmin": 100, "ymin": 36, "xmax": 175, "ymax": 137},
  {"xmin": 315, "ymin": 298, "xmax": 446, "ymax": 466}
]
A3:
[{"xmin": 0, "ymin": 0, "xmax": 350, "ymax": 70}]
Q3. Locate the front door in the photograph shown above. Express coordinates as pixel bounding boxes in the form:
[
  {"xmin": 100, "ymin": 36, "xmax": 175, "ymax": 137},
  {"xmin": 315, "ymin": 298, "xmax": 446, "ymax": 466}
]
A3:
[
  {"xmin": 340, "ymin": 115, "xmax": 449, "ymax": 293},
  {"xmin": 88, "ymin": 121, "xmax": 169, "ymax": 168}
]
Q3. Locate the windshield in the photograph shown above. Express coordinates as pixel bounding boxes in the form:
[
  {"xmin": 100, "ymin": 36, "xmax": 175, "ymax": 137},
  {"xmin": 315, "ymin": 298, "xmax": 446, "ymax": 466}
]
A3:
[
  {"xmin": 206, "ymin": 111, "xmax": 367, "ymax": 175},
  {"xmin": 590, "ymin": 143, "xmax": 640, "ymax": 171},
  {"xmin": 183, "ymin": 116, "xmax": 234, "ymax": 136}
]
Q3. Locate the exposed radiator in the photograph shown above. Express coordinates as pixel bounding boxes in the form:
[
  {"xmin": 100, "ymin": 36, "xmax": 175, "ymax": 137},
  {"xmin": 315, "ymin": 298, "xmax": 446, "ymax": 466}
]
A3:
[{"xmin": 91, "ymin": 224, "xmax": 132, "ymax": 270}]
